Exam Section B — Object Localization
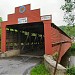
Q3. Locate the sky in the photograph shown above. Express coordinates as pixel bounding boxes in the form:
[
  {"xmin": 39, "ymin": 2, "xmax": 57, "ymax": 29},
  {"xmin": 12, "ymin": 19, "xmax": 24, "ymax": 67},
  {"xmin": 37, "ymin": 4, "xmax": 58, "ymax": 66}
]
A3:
[{"xmin": 0, "ymin": 0, "xmax": 66, "ymax": 26}]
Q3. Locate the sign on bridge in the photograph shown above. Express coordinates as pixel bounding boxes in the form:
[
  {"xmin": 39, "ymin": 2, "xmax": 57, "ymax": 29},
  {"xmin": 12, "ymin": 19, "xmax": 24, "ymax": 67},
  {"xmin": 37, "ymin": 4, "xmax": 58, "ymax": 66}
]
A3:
[{"xmin": 18, "ymin": 17, "xmax": 28, "ymax": 24}]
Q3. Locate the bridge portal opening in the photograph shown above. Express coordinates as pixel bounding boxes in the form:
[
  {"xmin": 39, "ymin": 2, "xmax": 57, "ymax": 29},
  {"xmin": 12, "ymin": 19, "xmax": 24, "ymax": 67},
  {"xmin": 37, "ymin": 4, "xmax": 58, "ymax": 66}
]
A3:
[{"xmin": 6, "ymin": 22, "xmax": 45, "ymax": 56}]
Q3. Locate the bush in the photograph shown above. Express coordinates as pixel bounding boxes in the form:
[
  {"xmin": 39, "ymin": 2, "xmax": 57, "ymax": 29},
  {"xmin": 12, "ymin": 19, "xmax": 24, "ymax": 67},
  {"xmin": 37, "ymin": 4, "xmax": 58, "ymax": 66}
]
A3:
[
  {"xmin": 66, "ymin": 66, "xmax": 75, "ymax": 75},
  {"xmin": 30, "ymin": 64, "xmax": 50, "ymax": 75},
  {"xmin": 67, "ymin": 43, "xmax": 75, "ymax": 56}
]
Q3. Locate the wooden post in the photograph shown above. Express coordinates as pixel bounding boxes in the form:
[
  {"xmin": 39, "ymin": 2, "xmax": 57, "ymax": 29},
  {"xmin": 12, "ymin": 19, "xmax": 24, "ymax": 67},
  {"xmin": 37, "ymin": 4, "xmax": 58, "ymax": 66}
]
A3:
[
  {"xmin": 12, "ymin": 29, "xmax": 15, "ymax": 49},
  {"xmin": 16, "ymin": 30, "xmax": 18, "ymax": 49},
  {"xmin": 29, "ymin": 32, "xmax": 31, "ymax": 47},
  {"xmin": 36, "ymin": 34, "xmax": 39, "ymax": 45},
  {"xmin": 53, "ymin": 42, "xmax": 62, "ymax": 75},
  {"xmin": 8, "ymin": 28, "xmax": 10, "ymax": 50},
  {"xmin": 1, "ymin": 25, "xmax": 6, "ymax": 52},
  {"xmin": 18, "ymin": 30, "xmax": 21, "ymax": 50}
]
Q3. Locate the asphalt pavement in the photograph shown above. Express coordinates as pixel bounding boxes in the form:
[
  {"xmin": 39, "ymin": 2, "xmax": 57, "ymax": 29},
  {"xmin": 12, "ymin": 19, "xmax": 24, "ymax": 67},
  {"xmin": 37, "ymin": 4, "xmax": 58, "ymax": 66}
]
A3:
[{"xmin": 0, "ymin": 56, "xmax": 43, "ymax": 75}]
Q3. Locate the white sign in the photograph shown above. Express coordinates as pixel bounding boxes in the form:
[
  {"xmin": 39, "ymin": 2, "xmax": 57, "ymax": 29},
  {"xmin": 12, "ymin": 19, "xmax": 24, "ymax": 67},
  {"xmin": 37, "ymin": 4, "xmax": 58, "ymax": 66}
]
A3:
[
  {"xmin": 41, "ymin": 15, "xmax": 52, "ymax": 21},
  {"xmin": 18, "ymin": 17, "xmax": 27, "ymax": 24}
]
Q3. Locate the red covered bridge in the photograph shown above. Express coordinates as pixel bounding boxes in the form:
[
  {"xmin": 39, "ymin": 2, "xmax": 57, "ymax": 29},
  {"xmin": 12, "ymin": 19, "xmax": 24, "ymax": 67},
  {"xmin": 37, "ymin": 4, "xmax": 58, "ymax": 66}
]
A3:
[{"xmin": 1, "ymin": 4, "xmax": 71, "ymax": 61}]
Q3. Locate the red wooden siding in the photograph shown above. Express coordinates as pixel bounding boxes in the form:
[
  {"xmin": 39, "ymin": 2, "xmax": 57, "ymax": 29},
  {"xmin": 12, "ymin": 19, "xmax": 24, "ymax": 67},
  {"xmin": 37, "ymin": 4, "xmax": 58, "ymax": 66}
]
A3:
[{"xmin": 51, "ymin": 23, "xmax": 71, "ymax": 61}]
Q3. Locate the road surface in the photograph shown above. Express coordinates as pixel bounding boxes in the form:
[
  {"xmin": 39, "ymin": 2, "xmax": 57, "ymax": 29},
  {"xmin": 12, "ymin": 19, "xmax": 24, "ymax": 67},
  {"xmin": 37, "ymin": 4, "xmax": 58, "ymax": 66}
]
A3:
[{"xmin": 0, "ymin": 56, "xmax": 43, "ymax": 75}]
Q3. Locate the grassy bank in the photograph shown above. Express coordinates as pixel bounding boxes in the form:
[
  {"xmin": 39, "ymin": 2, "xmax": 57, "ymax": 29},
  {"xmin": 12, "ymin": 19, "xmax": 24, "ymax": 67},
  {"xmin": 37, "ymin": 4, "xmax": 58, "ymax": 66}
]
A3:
[{"xmin": 30, "ymin": 64, "xmax": 50, "ymax": 75}]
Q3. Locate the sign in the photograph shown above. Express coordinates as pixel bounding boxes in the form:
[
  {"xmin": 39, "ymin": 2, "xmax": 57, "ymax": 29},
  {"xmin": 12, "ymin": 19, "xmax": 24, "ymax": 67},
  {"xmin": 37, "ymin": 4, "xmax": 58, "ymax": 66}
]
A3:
[
  {"xmin": 19, "ymin": 6, "xmax": 26, "ymax": 13},
  {"xmin": 18, "ymin": 17, "xmax": 28, "ymax": 24},
  {"xmin": 41, "ymin": 15, "xmax": 52, "ymax": 21}
]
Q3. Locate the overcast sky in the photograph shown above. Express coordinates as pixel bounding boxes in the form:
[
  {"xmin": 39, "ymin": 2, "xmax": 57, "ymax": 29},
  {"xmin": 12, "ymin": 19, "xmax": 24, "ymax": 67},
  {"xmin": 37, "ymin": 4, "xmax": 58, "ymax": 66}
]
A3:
[{"xmin": 0, "ymin": 0, "xmax": 66, "ymax": 26}]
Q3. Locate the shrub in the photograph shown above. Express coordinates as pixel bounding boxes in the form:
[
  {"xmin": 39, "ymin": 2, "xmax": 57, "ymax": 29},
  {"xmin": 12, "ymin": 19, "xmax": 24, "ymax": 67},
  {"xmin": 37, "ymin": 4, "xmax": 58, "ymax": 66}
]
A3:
[
  {"xmin": 67, "ymin": 43, "xmax": 75, "ymax": 56},
  {"xmin": 52, "ymin": 52, "xmax": 58, "ymax": 61},
  {"xmin": 66, "ymin": 66, "xmax": 75, "ymax": 75}
]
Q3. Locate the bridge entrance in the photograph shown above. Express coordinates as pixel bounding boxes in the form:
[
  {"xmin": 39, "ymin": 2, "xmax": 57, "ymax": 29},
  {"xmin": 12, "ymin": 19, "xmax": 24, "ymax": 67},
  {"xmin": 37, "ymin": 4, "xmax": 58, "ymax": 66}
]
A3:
[{"xmin": 6, "ymin": 22, "xmax": 45, "ymax": 56}]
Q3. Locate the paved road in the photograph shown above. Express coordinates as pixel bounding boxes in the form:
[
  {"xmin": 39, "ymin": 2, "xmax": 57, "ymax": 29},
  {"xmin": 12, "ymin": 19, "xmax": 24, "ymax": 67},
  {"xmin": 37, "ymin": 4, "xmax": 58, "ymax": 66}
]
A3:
[{"xmin": 0, "ymin": 56, "xmax": 43, "ymax": 75}]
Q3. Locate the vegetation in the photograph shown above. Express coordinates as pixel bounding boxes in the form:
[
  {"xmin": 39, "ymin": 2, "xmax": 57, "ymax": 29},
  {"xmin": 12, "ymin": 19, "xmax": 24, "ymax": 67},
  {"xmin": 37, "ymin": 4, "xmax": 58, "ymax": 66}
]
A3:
[
  {"xmin": 59, "ymin": 25, "xmax": 75, "ymax": 37},
  {"xmin": 61, "ymin": 0, "xmax": 75, "ymax": 25},
  {"xmin": 67, "ymin": 43, "xmax": 75, "ymax": 56},
  {"xmin": 60, "ymin": 0, "xmax": 75, "ymax": 37},
  {"xmin": 0, "ymin": 17, "xmax": 2, "ymax": 49},
  {"xmin": 66, "ymin": 66, "xmax": 75, "ymax": 75},
  {"xmin": 52, "ymin": 52, "xmax": 58, "ymax": 61},
  {"xmin": 0, "ymin": 17, "xmax": 2, "ymax": 37},
  {"xmin": 66, "ymin": 43, "xmax": 75, "ymax": 75},
  {"xmin": 30, "ymin": 64, "xmax": 50, "ymax": 75},
  {"xmin": 0, "ymin": 17, "xmax": 2, "ymax": 22}
]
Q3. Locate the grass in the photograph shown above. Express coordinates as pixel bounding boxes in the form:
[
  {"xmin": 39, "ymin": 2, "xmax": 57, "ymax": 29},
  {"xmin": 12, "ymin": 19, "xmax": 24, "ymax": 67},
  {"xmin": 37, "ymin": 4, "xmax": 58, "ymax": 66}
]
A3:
[{"xmin": 30, "ymin": 64, "xmax": 50, "ymax": 75}]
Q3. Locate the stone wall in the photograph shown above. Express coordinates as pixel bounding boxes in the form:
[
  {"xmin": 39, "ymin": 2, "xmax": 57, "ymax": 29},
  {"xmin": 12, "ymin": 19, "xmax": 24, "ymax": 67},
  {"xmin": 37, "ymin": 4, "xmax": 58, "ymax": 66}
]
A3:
[
  {"xmin": 1, "ymin": 50, "xmax": 20, "ymax": 57},
  {"xmin": 44, "ymin": 54, "xmax": 66, "ymax": 75},
  {"xmin": 70, "ymin": 56, "xmax": 75, "ymax": 67}
]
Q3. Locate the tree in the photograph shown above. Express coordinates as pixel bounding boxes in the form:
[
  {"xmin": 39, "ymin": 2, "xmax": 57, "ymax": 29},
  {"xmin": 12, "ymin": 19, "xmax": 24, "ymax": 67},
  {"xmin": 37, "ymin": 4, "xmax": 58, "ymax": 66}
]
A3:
[
  {"xmin": 61, "ymin": 0, "xmax": 75, "ymax": 25},
  {"xmin": 0, "ymin": 17, "xmax": 2, "ymax": 22},
  {"xmin": 60, "ymin": 25, "xmax": 75, "ymax": 37},
  {"xmin": 0, "ymin": 17, "xmax": 2, "ymax": 49}
]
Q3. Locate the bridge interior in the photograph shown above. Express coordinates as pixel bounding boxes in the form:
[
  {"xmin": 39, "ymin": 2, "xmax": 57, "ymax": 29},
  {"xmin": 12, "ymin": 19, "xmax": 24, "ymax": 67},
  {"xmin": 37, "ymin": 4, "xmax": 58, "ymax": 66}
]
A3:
[{"xmin": 6, "ymin": 22, "xmax": 45, "ymax": 56}]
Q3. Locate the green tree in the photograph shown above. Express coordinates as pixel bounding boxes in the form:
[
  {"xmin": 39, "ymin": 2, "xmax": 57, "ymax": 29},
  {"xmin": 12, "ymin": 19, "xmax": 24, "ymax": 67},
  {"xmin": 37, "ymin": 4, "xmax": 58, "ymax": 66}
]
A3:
[
  {"xmin": 0, "ymin": 17, "xmax": 2, "ymax": 22},
  {"xmin": 0, "ymin": 28, "xmax": 1, "ymax": 49},
  {"xmin": 60, "ymin": 25, "xmax": 75, "ymax": 37},
  {"xmin": 61, "ymin": 0, "xmax": 75, "ymax": 25}
]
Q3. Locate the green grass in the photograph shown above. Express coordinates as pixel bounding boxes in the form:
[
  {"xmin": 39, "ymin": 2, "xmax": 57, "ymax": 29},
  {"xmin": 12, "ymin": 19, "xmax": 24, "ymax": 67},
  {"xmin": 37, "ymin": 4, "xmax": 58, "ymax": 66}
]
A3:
[{"xmin": 30, "ymin": 64, "xmax": 50, "ymax": 75}]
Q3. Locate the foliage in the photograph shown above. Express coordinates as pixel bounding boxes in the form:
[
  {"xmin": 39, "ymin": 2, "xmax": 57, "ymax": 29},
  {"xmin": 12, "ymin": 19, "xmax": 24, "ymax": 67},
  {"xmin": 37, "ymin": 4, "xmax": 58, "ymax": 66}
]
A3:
[
  {"xmin": 68, "ymin": 43, "xmax": 75, "ymax": 56},
  {"xmin": 66, "ymin": 66, "xmax": 75, "ymax": 75},
  {"xmin": 0, "ymin": 28, "xmax": 1, "ymax": 49},
  {"xmin": 64, "ymin": 43, "xmax": 75, "ymax": 56},
  {"xmin": 61, "ymin": 1, "xmax": 73, "ymax": 12},
  {"xmin": 0, "ymin": 17, "xmax": 2, "ymax": 22},
  {"xmin": 30, "ymin": 64, "xmax": 50, "ymax": 75},
  {"xmin": 0, "ymin": 28, "xmax": 1, "ymax": 39},
  {"xmin": 59, "ymin": 25, "xmax": 75, "ymax": 37},
  {"xmin": 61, "ymin": 0, "xmax": 75, "ymax": 25},
  {"xmin": 52, "ymin": 52, "xmax": 58, "ymax": 61}
]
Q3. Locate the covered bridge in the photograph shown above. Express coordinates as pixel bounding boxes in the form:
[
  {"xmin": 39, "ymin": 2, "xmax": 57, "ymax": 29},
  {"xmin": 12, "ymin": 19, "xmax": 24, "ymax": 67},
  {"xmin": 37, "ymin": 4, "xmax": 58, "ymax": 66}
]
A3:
[{"xmin": 1, "ymin": 4, "xmax": 71, "ymax": 61}]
